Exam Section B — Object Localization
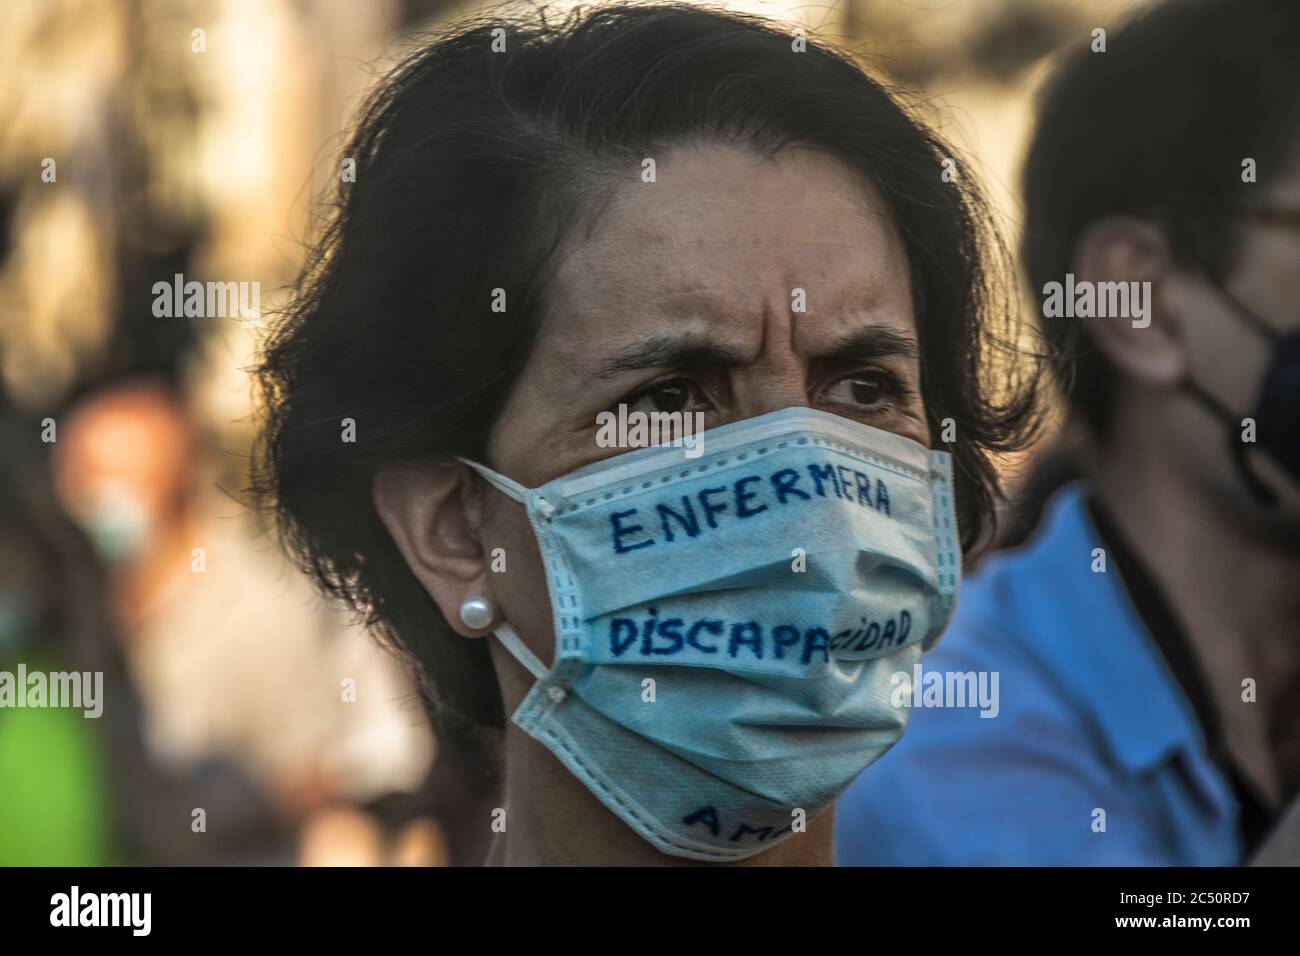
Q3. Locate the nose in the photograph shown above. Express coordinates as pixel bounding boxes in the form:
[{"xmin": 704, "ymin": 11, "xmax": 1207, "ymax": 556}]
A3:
[
  {"xmin": 732, "ymin": 373, "xmax": 809, "ymax": 422},
  {"xmin": 729, "ymin": 318, "xmax": 808, "ymax": 421}
]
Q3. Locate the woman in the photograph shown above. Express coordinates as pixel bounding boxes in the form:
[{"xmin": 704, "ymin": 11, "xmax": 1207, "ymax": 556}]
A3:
[{"xmin": 254, "ymin": 3, "xmax": 1041, "ymax": 866}]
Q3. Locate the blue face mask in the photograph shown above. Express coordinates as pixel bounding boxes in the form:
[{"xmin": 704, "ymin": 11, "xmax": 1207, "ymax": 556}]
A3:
[
  {"xmin": 1185, "ymin": 279, "xmax": 1300, "ymax": 504},
  {"xmin": 461, "ymin": 406, "xmax": 961, "ymax": 861}
]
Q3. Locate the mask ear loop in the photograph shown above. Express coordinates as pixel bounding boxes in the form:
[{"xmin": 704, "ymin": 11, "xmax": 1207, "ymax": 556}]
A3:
[
  {"xmin": 451, "ymin": 458, "xmax": 554, "ymax": 677},
  {"xmin": 454, "ymin": 456, "xmax": 530, "ymax": 502},
  {"xmin": 493, "ymin": 623, "xmax": 550, "ymax": 680},
  {"xmin": 1183, "ymin": 275, "xmax": 1282, "ymax": 506},
  {"xmin": 1182, "ymin": 378, "xmax": 1279, "ymax": 507},
  {"xmin": 1206, "ymin": 281, "xmax": 1282, "ymax": 345}
]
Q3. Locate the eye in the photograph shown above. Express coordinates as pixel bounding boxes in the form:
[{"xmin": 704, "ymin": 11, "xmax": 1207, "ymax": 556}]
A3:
[
  {"xmin": 825, "ymin": 369, "xmax": 909, "ymax": 411},
  {"xmin": 624, "ymin": 377, "xmax": 693, "ymax": 415}
]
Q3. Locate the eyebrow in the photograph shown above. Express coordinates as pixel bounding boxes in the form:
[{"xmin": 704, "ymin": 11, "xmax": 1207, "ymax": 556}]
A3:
[
  {"xmin": 595, "ymin": 323, "xmax": 920, "ymax": 379},
  {"xmin": 592, "ymin": 321, "xmax": 920, "ymax": 380},
  {"xmin": 594, "ymin": 333, "xmax": 749, "ymax": 379},
  {"xmin": 819, "ymin": 326, "xmax": 920, "ymax": 363}
]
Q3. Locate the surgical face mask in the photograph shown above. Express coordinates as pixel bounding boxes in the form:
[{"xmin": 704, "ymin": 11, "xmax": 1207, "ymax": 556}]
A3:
[
  {"xmin": 71, "ymin": 485, "xmax": 155, "ymax": 566},
  {"xmin": 460, "ymin": 406, "xmax": 961, "ymax": 861},
  {"xmin": 1184, "ymin": 279, "xmax": 1300, "ymax": 504}
]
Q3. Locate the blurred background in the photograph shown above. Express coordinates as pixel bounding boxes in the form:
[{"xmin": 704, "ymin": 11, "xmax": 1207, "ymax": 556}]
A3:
[{"xmin": 0, "ymin": 0, "xmax": 1137, "ymax": 866}]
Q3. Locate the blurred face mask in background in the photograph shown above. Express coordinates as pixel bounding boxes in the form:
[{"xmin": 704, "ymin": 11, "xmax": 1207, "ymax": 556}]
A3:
[
  {"xmin": 460, "ymin": 406, "xmax": 961, "ymax": 861},
  {"xmin": 1185, "ymin": 278, "xmax": 1300, "ymax": 505},
  {"xmin": 69, "ymin": 484, "xmax": 156, "ymax": 566}
]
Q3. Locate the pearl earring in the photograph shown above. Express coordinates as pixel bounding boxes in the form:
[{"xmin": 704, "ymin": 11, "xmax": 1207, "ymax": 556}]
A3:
[{"xmin": 458, "ymin": 596, "xmax": 495, "ymax": 630}]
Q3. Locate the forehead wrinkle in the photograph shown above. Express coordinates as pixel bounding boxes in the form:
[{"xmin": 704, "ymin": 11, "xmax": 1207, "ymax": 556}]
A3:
[
  {"xmin": 787, "ymin": 240, "xmax": 914, "ymax": 347},
  {"xmin": 790, "ymin": 290, "xmax": 917, "ymax": 359},
  {"xmin": 536, "ymin": 145, "xmax": 913, "ymax": 375},
  {"xmin": 544, "ymin": 308, "xmax": 761, "ymax": 384}
]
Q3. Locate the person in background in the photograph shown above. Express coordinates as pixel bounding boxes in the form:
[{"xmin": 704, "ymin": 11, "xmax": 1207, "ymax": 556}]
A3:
[
  {"xmin": 0, "ymin": 413, "xmax": 116, "ymax": 865},
  {"xmin": 837, "ymin": 0, "xmax": 1300, "ymax": 865},
  {"xmin": 0, "ymin": 406, "xmax": 314, "ymax": 866},
  {"xmin": 52, "ymin": 377, "xmax": 438, "ymax": 865}
]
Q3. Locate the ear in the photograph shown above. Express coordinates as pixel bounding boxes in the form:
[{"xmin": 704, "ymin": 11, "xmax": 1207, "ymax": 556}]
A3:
[
  {"xmin": 1071, "ymin": 216, "xmax": 1186, "ymax": 387},
  {"xmin": 372, "ymin": 463, "xmax": 497, "ymax": 638}
]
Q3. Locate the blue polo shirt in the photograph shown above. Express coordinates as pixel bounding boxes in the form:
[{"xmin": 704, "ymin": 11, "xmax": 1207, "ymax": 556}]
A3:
[{"xmin": 835, "ymin": 483, "xmax": 1243, "ymax": 865}]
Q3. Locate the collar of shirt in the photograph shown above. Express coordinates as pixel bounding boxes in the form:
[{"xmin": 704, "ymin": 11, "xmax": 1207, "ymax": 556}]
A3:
[
  {"xmin": 1005, "ymin": 483, "xmax": 1238, "ymax": 822},
  {"xmin": 1084, "ymin": 490, "xmax": 1277, "ymax": 848}
]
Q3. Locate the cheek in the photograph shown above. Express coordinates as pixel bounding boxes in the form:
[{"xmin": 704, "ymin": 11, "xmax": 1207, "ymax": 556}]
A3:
[
  {"xmin": 1196, "ymin": 316, "xmax": 1272, "ymax": 409},
  {"xmin": 481, "ymin": 498, "xmax": 555, "ymax": 663}
]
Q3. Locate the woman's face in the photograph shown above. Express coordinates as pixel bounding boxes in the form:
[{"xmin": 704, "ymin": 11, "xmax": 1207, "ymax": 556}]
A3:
[{"xmin": 479, "ymin": 142, "xmax": 928, "ymax": 705}]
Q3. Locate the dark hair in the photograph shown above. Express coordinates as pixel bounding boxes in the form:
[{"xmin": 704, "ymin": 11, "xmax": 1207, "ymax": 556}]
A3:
[
  {"xmin": 1022, "ymin": 0, "xmax": 1300, "ymax": 437},
  {"xmin": 253, "ymin": 3, "xmax": 1042, "ymax": 733}
]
